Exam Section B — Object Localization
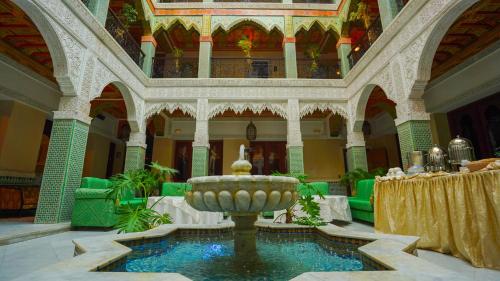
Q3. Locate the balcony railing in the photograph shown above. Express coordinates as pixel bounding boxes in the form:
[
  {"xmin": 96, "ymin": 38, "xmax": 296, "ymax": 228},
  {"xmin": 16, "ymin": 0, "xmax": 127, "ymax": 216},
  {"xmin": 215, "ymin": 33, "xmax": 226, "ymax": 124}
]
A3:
[
  {"xmin": 347, "ymin": 16, "xmax": 382, "ymax": 69},
  {"xmin": 211, "ymin": 58, "xmax": 285, "ymax": 78},
  {"xmin": 104, "ymin": 9, "xmax": 145, "ymax": 68},
  {"xmin": 297, "ymin": 59, "xmax": 341, "ymax": 79},
  {"xmin": 152, "ymin": 56, "xmax": 198, "ymax": 78}
]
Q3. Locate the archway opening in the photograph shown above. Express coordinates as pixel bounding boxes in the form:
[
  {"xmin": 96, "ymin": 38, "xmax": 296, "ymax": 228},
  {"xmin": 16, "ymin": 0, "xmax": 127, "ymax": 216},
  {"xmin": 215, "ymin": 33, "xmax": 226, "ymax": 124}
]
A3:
[
  {"xmin": 147, "ymin": 109, "xmax": 195, "ymax": 182},
  {"xmin": 295, "ymin": 22, "xmax": 341, "ymax": 79},
  {"xmin": 84, "ymin": 84, "xmax": 131, "ymax": 179},
  {"xmin": 152, "ymin": 22, "xmax": 200, "ymax": 78},
  {"xmin": 424, "ymin": 0, "xmax": 500, "ymax": 158},
  {"xmin": 301, "ymin": 109, "xmax": 347, "ymax": 185},
  {"xmin": 212, "ymin": 21, "xmax": 284, "ymax": 78},
  {"xmin": 362, "ymin": 86, "xmax": 400, "ymax": 171},
  {"xmin": 0, "ymin": 1, "xmax": 58, "ymax": 219}
]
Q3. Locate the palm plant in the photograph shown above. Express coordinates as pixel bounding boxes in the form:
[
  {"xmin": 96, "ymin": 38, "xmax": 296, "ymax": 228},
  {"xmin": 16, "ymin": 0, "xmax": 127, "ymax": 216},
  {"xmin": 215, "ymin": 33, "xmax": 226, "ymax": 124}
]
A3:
[
  {"xmin": 272, "ymin": 172, "xmax": 327, "ymax": 227},
  {"xmin": 172, "ymin": 47, "xmax": 184, "ymax": 73},
  {"xmin": 340, "ymin": 168, "xmax": 386, "ymax": 196},
  {"xmin": 305, "ymin": 44, "xmax": 321, "ymax": 74},
  {"xmin": 108, "ymin": 162, "xmax": 177, "ymax": 233},
  {"xmin": 237, "ymin": 35, "xmax": 253, "ymax": 62}
]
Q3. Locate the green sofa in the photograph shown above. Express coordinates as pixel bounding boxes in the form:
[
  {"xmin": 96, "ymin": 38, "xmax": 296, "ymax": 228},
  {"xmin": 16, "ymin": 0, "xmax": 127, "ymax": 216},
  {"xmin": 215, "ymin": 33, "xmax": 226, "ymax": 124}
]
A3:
[
  {"xmin": 348, "ymin": 179, "xmax": 375, "ymax": 223},
  {"xmin": 161, "ymin": 182, "xmax": 192, "ymax": 196},
  {"xmin": 71, "ymin": 177, "xmax": 144, "ymax": 228}
]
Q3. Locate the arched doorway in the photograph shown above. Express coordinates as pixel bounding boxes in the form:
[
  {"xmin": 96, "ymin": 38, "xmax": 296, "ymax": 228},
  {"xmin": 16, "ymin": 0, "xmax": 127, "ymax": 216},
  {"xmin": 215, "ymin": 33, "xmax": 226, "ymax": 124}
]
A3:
[{"xmin": 211, "ymin": 21, "xmax": 284, "ymax": 78}]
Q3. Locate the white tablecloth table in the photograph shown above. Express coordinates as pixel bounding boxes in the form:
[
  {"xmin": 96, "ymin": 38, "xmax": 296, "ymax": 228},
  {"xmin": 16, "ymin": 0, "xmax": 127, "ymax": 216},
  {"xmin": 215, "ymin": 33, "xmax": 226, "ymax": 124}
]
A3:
[
  {"xmin": 147, "ymin": 196, "xmax": 223, "ymax": 225},
  {"xmin": 274, "ymin": 195, "xmax": 352, "ymax": 222}
]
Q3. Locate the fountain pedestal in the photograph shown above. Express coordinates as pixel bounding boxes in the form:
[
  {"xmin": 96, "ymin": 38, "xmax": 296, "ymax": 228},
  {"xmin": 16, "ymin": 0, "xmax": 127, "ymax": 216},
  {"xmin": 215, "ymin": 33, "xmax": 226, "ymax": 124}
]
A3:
[{"xmin": 186, "ymin": 145, "xmax": 299, "ymax": 257}]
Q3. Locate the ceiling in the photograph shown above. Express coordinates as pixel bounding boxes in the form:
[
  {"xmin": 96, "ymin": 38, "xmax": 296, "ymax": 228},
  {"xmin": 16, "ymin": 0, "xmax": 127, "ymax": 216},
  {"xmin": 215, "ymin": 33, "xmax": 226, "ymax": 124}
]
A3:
[
  {"xmin": 431, "ymin": 0, "xmax": 500, "ymax": 80},
  {"xmin": 90, "ymin": 84, "xmax": 127, "ymax": 120},
  {"xmin": 0, "ymin": 1, "xmax": 53, "ymax": 81},
  {"xmin": 155, "ymin": 24, "xmax": 200, "ymax": 53}
]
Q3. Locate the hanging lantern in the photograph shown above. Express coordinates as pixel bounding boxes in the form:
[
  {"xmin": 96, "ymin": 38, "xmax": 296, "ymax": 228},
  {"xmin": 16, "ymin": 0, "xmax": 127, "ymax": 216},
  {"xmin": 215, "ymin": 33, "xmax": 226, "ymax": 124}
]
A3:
[
  {"xmin": 362, "ymin": 120, "xmax": 371, "ymax": 136},
  {"xmin": 246, "ymin": 121, "xmax": 257, "ymax": 141}
]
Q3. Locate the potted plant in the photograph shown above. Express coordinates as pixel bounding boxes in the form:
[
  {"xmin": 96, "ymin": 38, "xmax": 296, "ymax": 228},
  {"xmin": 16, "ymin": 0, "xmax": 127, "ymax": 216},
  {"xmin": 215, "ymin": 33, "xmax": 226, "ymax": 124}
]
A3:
[
  {"xmin": 340, "ymin": 167, "xmax": 386, "ymax": 196},
  {"xmin": 107, "ymin": 162, "xmax": 177, "ymax": 233},
  {"xmin": 237, "ymin": 35, "xmax": 253, "ymax": 65},
  {"xmin": 305, "ymin": 44, "xmax": 321, "ymax": 76},
  {"xmin": 172, "ymin": 47, "xmax": 184, "ymax": 73},
  {"xmin": 272, "ymin": 172, "xmax": 327, "ymax": 227},
  {"xmin": 121, "ymin": 3, "xmax": 138, "ymax": 28}
]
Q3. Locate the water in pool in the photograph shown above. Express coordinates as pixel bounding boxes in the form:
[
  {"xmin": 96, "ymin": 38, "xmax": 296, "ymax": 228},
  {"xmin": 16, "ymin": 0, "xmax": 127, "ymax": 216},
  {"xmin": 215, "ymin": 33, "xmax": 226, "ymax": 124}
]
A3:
[{"xmin": 110, "ymin": 231, "xmax": 377, "ymax": 280}]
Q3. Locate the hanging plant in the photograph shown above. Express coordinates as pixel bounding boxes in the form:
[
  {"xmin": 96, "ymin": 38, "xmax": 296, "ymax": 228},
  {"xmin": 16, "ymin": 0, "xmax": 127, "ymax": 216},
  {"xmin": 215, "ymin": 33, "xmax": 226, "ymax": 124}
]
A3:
[
  {"xmin": 121, "ymin": 3, "xmax": 138, "ymax": 28},
  {"xmin": 172, "ymin": 47, "xmax": 184, "ymax": 73},
  {"xmin": 305, "ymin": 44, "xmax": 320, "ymax": 74},
  {"xmin": 349, "ymin": 1, "xmax": 370, "ymax": 29},
  {"xmin": 237, "ymin": 35, "xmax": 253, "ymax": 63}
]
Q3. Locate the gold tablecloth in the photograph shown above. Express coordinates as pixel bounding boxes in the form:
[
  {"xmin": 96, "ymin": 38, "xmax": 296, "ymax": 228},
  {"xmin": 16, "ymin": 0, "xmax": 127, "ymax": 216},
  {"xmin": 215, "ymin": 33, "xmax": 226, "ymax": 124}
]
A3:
[{"xmin": 374, "ymin": 170, "xmax": 500, "ymax": 269}]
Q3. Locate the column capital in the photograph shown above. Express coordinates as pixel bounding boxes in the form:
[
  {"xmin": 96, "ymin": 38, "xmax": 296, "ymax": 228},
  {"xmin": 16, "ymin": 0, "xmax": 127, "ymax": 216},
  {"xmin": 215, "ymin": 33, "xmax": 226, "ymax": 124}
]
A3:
[
  {"xmin": 141, "ymin": 35, "xmax": 157, "ymax": 48},
  {"xmin": 199, "ymin": 36, "xmax": 213, "ymax": 44},
  {"xmin": 395, "ymin": 99, "xmax": 430, "ymax": 126},
  {"xmin": 346, "ymin": 130, "xmax": 365, "ymax": 148},
  {"xmin": 53, "ymin": 110, "xmax": 92, "ymax": 125},
  {"xmin": 127, "ymin": 131, "xmax": 147, "ymax": 148}
]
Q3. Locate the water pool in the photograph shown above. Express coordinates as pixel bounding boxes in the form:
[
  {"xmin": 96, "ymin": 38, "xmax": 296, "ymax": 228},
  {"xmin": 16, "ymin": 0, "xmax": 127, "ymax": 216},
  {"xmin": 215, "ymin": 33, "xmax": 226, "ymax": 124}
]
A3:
[{"xmin": 105, "ymin": 231, "xmax": 384, "ymax": 280}]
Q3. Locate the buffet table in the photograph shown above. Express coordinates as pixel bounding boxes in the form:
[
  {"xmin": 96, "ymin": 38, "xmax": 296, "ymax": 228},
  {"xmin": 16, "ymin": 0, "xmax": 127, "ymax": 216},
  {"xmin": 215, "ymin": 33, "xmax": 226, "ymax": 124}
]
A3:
[
  {"xmin": 274, "ymin": 195, "xmax": 352, "ymax": 223},
  {"xmin": 374, "ymin": 170, "xmax": 500, "ymax": 269},
  {"xmin": 148, "ymin": 196, "xmax": 223, "ymax": 225}
]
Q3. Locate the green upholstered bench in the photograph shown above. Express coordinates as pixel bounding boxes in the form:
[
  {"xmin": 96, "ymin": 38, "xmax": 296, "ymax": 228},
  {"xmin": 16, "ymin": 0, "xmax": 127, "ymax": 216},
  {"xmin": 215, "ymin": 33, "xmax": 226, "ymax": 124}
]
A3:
[
  {"xmin": 71, "ymin": 177, "xmax": 144, "ymax": 228},
  {"xmin": 161, "ymin": 182, "xmax": 192, "ymax": 196},
  {"xmin": 348, "ymin": 179, "xmax": 375, "ymax": 223}
]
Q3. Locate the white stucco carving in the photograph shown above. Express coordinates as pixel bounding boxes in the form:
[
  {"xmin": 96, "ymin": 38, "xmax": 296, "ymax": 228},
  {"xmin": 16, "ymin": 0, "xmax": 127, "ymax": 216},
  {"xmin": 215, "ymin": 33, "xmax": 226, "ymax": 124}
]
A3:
[
  {"xmin": 208, "ymin": 102, "xmax": 287, "ymax": 120},
  {"xmin": 145, "ymin": 102, "xmax": 197, "ymax": 119}
]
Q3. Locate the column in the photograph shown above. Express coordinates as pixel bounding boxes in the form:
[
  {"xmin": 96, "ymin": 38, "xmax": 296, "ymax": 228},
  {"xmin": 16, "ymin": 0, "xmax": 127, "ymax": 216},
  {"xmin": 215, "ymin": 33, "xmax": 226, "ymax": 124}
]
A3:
[
  {"xmin": 124, "ymin": 131, "xmax": 147, "ymax": 171},
  {"xmin": 86, "ymin": 0, "xmax": 110, "ymax": 26},
  {"xmin": 283, "ymin": 16, "xmax": 298, "ymax": 79},
  {"xmin": 377, "ymin": 0, "xmax": 401, "ymax": 29},
  {"xmin": 336, "ymin": 37, "xmax": 352, "ymax": 78},
  {"xmin": 141, "ymin": 35, "xmax": 157, "ymax": 78},
  {"xmin": 346, "ymin": 130, "xmax": 368, "ymax": 171},
  {"xmin": 395, "ymin": 99, "xmax": 432, "ymax": 170},
  {"xmin": 287, "ymin": 99, "xmax": 304, "ymax": 174},
  {"xmin": 35, "ymin": 108, "xmax": 91, "ymax": 223},
  {"xmin": 198, "ymin": 15, "xmax": 212, "ymax": 78},
  {"xmin": 192, "ymin": 99, "xmax": 210, "ymax": 177}
]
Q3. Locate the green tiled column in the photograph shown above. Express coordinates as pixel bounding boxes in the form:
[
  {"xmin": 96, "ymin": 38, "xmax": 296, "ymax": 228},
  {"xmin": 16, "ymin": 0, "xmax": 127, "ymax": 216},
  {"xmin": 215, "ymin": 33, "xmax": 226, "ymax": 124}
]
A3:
[
  {"xmin": 192, "ymin": 146, "xmax": 209, "ymax": 177},
  {"xmin": 35, "ymin": 118, "xmax": 90, "ymax": 223},
  {"xmin": 141, "ymin": 38, "xmax": 156, "ymax": 77},
  {"xmin": 337, "ymin": 38, "xmax": 352, "ymax": 78},
  {"xmin": 378, "ymin": 0, "xmax": 401, "ymax": 29},
  {"xmin": 85, "ymin": 0, "xmax": 110, "ymax": 25},
  {"xmin": 124, "ymin": 146, "xmax": 146, "ymax": 171},
  {"xmin": 288, "ymin": 146, "xmax": 304, "ymax": 174},
  {"xmin": 346, "ymin": 146, "xmax": 368, "ymax": 171},
  {"xmin": 397, "ymin": 120, "xmax": 432, "ymax": 169}
]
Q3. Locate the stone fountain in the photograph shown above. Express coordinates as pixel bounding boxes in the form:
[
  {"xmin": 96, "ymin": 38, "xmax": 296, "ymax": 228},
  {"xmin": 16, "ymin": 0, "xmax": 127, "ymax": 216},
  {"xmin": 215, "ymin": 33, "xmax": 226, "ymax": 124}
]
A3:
[{"xmin": 186, "ymin": 145, "xmax": 299, "ymax": 255}]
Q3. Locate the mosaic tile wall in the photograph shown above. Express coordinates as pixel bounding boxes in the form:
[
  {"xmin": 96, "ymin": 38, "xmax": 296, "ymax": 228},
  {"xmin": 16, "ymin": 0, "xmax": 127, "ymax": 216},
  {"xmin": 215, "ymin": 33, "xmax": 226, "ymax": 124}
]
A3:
[
  {"xmin": 35, "ymin": 119, "xmax": 89, "ymax": 223},
  {"xmin": 346, "ymin": 146, "xmax": 368, "ymax": 171},
  {"xmin": 396, "ymin": 120, "xmax": 432, "ymax": 169},
  {"xmin": 192, "ymin": 146, "xmax": 209, "ymax": 177},
  {"xmin": 124, "ymin": 146, "xmax": 146, "ymax": 172},
  {"xmin": 288, "ymin": 146, "xmax": 304, "ymax": 174}
]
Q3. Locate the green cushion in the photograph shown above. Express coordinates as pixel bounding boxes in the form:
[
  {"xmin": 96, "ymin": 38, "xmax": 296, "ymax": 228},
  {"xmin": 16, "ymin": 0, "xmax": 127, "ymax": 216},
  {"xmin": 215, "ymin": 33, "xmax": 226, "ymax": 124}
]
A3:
[
  {"xmin": 262, "ymin": 211, "xmax": 274, "ymax": 218},
  {"xmin": 348, "ymin": 198, "xmax": 373, "ymax": 211},
  {"xmin": 351, "ymin": 208, "xmax": 374, "ymax": 223},
  {"xmin": 297, "ymin": 182, "xmax": 329, "ymax": 196},
  {"xmin": 74, "ymin": 188, "xmax": 110, "ymax": 199},
  {"xmin": 80, "ymin": 177, "xmax": 110, "ymax": 189},
  {"xmin": 161, "ymin": 182, "xmax": 192, "ymax": 196},
  {"xmin": 355, "ymin": 179, "xmax": 374, "ymax": 200},
  {"xmin": 120, "ymin": 198, "xmax": 146, "ymax": 208}
]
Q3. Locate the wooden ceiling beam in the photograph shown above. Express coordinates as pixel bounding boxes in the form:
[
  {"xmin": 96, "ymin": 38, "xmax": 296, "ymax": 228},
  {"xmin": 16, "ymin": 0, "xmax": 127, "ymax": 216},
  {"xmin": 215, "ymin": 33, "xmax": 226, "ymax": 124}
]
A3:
[{"xmin": 0, "ymin": 38, "xmax": 53, "ymax": 80}]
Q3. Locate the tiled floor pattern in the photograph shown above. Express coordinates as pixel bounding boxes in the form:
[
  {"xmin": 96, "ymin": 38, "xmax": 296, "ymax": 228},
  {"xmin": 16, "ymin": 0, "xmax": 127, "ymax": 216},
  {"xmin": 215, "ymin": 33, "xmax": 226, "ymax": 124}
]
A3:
[{"xmin": 0, "ymin": 221, "xmax": 498, "ymax": 281}]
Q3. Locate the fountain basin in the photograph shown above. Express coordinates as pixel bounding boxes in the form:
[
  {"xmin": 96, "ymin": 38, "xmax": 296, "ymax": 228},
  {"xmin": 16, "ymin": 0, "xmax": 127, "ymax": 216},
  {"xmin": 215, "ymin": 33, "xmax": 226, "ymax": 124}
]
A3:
[{"xmin": 186, "ymin": 175, "xmax": 299, "ymax": 213}]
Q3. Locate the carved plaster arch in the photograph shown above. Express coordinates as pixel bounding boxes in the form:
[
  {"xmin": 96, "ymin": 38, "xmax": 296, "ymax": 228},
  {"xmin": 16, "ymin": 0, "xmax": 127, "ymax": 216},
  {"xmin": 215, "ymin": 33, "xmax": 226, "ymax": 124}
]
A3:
[
  {"xmin": 293, "ymin": 17, "xmax": 341, "ymax": 38},
  {"xmin": 299, "ymin": 103, "xmax": 348, "ymax": 120},
  {"xmin": 92, "ymin": 79, "xmax": 140, "ymax": 133},
  {"xmin": 12, "ymin": 0, "xmax": 74, "ymax": 95},
  {"xmin": 353, "ymin": 82, "xmax": 395, "ymax": 130},
  {"xmin": 152, "ymin": 16, "xmax": 202, "ymax": 34},
  {"xmin": 411, "ymin": 0, "xmax": 478, "ymax": 98},
  {"xmin": 211, "ymin": 16, "xmax": 285, "ymax": 35},
  {"xmin": 208, "ymin": 102, "xmax": 287, "ymax": 120},
  {"xmin": 145, "ymin": 102, "xmax": 197, "ymax": 119}
]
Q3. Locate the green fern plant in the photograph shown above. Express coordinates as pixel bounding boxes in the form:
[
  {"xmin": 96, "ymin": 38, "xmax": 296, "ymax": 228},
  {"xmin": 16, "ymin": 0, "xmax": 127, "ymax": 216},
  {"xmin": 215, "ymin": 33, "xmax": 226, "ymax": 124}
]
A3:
[
  {"xmin": 121, "ymin": 3, "xmax": 138, "ymax": 28},
  {"xmin": 108, "ymin": 162, "xmax": 177, "ymax": 233}
]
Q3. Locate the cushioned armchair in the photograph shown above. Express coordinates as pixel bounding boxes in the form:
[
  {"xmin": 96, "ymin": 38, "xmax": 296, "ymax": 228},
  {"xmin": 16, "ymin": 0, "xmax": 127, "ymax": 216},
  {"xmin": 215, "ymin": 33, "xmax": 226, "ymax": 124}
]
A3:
[
  {"xmin": 348, "ymin": 179, "xmax": 375, "ymax": 223},
  {"xmin": 71, "ymin": 177, "xmax": 144, "ymax": 228},
  {"xmin": 161, "ymin": 182, "xmax": 192, "ymax": 196}
]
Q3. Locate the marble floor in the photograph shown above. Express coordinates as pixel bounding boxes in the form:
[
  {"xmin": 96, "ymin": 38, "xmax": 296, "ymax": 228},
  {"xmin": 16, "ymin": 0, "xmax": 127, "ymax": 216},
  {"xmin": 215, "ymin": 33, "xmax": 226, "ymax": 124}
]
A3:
[
  {"xmin": 0, "ymin": 221, "xmax": 498, "ymax": 281},
  {"xmin": 0, "ymin": 217, "xmax": 70, "ymax": 245}
]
